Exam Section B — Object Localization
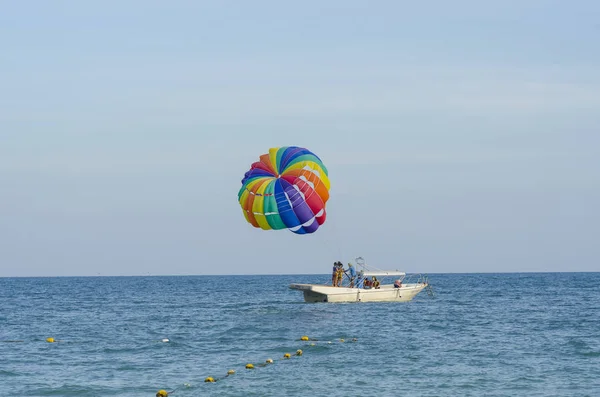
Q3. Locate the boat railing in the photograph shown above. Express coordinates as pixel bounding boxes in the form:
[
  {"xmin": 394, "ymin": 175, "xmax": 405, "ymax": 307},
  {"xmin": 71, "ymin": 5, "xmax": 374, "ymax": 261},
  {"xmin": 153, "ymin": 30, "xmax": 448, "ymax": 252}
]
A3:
[
  {"xmin": 401, "ymin": 273, "xmax": 430, "ymax": 285},
  {"xmin": 394, "ymin": 273, "xmax": 434, "ymax": 295},
  {"xmin": 410, "ymin": 273, "xmax": 435, "ymax": 296}
]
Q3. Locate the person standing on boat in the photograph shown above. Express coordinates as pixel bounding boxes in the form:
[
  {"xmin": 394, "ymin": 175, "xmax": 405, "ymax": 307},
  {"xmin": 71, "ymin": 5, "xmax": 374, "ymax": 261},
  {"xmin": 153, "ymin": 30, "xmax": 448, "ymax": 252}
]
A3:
[
  {"xmin": 335, "ymin": 263, "xmax": 344, "ymax": 287},
  {"xmin": 331, "ymin": 262, "xmax": 339, "ymax": 286},
  {"xmin": 346, "ymin": 263, "xmax": 356, "ymax": 287}
]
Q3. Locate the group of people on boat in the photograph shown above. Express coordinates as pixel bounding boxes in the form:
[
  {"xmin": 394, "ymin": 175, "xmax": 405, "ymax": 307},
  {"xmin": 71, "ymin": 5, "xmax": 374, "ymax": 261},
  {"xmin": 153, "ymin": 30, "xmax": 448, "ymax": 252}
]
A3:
[
  {"xmin": 361, "ymin": 276, "xmax": 380, "ymax": 289},
  {"xmin": 331, "ymin": 261, "xmax": 350, "ymax": 287},
  {"xmin": 331, "ymin": 261, "xmax": 383, "ymax": 289}
]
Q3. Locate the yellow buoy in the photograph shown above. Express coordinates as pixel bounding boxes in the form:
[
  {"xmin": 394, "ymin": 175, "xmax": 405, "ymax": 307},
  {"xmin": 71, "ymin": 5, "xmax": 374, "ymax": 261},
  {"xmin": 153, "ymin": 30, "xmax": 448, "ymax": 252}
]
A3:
[
  {"xmin": 296, "ymin": 349, "xmax": 303, "ymax": 356},
  {"xmin": 283, "ymin": 353, "xmax": 291, "ymax": 359},
  {"xmin": 246, "ymin": 363, "xmax": 254, "ymax": 369},
  {"xmin": 301, "ymin": 335, "xmax": 309, "ymax": 341},
  {"xmin": 340, "ymin": 339, "xmax": 345, "ymax": 343},
  {"xmin": 204, "ymin": 377, "xmax": 215, "ymax": 382},
  {"xmin": 156, "ymin": 390, "xmax": 168, "ymax": 397},
  {"xmin": 46, "ymin": 337, "xmax": 55, "ymax": 343},
  {"xmin": 266, "ymin": 358, "xmax": 273, "ymax": 364},
  {"xmin": 227, "ymin": 369, "xmax": 235, "ymax": 375}
]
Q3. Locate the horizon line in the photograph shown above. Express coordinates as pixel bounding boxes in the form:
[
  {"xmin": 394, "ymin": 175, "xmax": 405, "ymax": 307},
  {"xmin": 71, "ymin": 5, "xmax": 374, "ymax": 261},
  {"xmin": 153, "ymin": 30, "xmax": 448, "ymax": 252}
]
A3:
[{"xmin": 1, "ymin": 270, "xmax": 599, "ymax": 278}]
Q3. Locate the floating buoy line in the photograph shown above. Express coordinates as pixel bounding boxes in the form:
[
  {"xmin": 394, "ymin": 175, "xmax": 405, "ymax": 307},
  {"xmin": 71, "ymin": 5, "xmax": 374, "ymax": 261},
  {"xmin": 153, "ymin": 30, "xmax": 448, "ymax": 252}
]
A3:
[
  {"xmin": 154, "ymin": 335, "xmax": 357, "ymax": 396},
  {"xmin": 2, "ymin": 334, "xmax": 357, "ymax": 396}
]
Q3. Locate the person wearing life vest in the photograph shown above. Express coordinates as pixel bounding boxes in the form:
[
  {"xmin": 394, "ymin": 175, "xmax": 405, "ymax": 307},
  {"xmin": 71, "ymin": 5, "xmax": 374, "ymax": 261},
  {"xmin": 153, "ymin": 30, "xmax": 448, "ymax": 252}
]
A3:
[
  {"xmin": 335, "ymin": 263, "xmax": 344, "ymax": 287},
  {"xmin": 363, "ymin": 278, "xmax": 372, "ymax": 289},
  {"xmin": 331, "ymin": 262, "xmax": 339, "ymax": 286},
  {"xmin": 372, "ymin": 276, "xmax": 380, "ymax": 289}
]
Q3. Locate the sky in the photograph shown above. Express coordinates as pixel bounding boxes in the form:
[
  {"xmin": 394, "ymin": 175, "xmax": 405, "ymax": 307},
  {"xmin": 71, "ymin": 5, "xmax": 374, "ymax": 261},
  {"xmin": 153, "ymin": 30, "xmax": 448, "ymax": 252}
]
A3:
[{"xmin": 1, "ymin": 0, "xmax": 599, "ymax": 276}]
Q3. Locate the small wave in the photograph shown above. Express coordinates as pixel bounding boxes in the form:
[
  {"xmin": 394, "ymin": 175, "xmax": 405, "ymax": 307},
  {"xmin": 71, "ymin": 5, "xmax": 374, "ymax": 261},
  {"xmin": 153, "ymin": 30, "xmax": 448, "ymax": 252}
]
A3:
[
  {"xmin": 23, "ymin": 384, "xmax": 106, "ymax": 396},
  {"xmin": 101, "ymin": 344, "xmax": 154, "ymax": 354},
  {"xmin": 427, "ymin": 324, "xmax": 446, "ymax": 330},
  {"xmin": 581, "ymin": 351, "xmax": 600, "ymax": 358}
]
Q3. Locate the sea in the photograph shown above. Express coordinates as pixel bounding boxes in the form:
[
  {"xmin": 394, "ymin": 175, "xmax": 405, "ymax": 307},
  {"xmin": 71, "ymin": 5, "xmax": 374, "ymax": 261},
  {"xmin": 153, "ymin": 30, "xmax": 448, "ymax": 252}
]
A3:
[{"xmin": 1, "ymin": 273, "xmax": 599, "ymax": 397}]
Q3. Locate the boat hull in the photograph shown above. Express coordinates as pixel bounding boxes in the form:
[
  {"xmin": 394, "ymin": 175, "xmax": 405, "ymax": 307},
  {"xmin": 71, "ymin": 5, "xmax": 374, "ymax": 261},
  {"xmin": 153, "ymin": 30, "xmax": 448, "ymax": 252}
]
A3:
[{"xmin": 289, "ymin": 283, "xmax": 428, "ymax": 303}]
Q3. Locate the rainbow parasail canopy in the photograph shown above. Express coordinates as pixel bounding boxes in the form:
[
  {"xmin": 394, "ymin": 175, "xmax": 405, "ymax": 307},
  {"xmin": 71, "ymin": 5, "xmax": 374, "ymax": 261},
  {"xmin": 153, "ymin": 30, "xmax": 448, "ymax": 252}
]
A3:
[{"xmin": 238, "ymin": 146, "xmax": 330, "ymax": 234}]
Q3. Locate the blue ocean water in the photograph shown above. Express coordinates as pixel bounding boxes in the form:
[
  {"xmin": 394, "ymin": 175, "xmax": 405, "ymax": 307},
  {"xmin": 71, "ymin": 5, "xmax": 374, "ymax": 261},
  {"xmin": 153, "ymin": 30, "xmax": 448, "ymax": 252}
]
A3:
[{"xmin": 1, "ymin": 273, "xmax": 599, "ymax": 396}]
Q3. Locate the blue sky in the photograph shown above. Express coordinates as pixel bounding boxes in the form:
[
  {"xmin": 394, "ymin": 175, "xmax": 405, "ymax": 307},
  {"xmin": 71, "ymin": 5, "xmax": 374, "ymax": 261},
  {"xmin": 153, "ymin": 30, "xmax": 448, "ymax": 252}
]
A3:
[{"xmin": 1, "ymin": 0, "xmax": 599, "ymax": 276}]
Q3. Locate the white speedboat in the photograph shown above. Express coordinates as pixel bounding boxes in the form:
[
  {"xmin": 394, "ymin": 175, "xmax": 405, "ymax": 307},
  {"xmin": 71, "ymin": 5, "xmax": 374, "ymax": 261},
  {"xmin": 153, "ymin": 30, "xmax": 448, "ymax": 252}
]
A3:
[{"xmin": 289, "ymin": 257, "xmax": 431, "ymax": 303}]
